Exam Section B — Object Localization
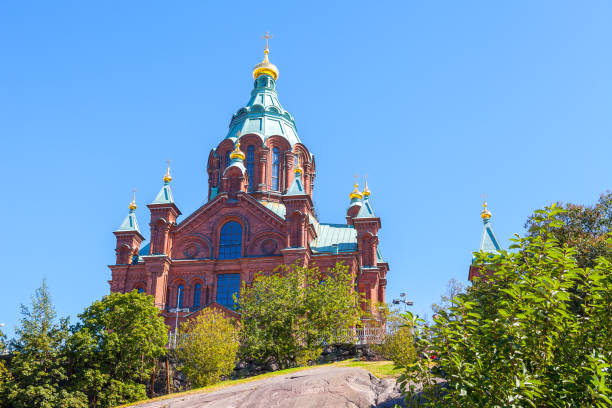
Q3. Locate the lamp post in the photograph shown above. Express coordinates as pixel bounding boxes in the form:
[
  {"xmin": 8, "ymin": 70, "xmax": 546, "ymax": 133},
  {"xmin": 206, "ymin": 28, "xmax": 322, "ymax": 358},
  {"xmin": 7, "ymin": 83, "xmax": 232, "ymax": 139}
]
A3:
[
  {"xmin": 392, "ymin": 292, "xmax": 414, "ymax": 311},
  {"xmin": 169, "ymin": 288, "xmax": 189, "ymax": 347}
]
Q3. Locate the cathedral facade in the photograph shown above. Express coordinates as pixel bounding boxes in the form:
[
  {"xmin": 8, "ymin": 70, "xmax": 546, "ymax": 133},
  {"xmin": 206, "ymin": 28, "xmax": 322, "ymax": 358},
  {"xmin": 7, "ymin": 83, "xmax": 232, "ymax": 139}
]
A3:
[{"xmin": 108, "ymin": 46, "xmax": 389, "ymax": 327}]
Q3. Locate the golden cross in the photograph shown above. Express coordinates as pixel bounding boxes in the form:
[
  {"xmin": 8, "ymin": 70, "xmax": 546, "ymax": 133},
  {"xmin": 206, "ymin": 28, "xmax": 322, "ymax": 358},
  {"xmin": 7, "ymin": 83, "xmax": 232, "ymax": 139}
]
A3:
[
  {"xmin": 166, "ymin": 159, "xmax": 171, "ymax": 170},
  {"xmin": 262, "ymin": 31, "xmax": 273, "ymax": 49}
]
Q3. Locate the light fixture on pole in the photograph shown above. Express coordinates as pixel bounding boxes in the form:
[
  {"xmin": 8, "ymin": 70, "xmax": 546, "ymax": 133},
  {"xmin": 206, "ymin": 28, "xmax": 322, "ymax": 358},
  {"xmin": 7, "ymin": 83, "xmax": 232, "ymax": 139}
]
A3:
[
  {"xmin": 169, "ymin": 288, "xmax": 189, "ymax": 347},
  {"xmin": 392, "ymin": 293, "xmax": 414, "ymax": 310}
]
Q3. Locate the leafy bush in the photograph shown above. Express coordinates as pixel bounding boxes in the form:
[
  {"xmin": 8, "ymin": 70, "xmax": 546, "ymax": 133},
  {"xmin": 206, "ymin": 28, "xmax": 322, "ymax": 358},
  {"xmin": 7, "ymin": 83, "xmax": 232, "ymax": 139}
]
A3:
[
  {"xmin": 525, "ymin": 192, "xmax": 612, "ymax": 268},
  {"xmin": 176, "ymin": 308, "xmax": 240, "ymax": 387},
  {"xmin": 374, "ymin": 311, "xmax": 416, "ymax": 367},
  {"xmin": 68, "ymin": 290, "xmax": 168, "ymax": 407},
  {"xmin": 238, "ymin": 262, "xmax": 362, "ymax": 367},
  {"xmin": 402, "ymin": 206, "xmax": 612, "ymax": 407}
]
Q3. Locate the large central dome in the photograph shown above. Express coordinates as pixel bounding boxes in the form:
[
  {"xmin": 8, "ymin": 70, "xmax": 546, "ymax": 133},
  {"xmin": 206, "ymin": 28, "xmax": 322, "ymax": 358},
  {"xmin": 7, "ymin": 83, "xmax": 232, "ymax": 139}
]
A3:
[{"xmin": 224, "ymin": 50, "xmax": 301, "ymax": 146}]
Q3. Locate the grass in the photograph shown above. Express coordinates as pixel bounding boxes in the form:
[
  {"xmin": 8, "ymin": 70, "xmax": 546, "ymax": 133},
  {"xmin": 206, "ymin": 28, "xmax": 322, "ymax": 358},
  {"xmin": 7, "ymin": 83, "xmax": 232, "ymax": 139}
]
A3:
[
  {"xmin": 117, "ymin": 359, "xmax": 402, "ymax": 407},
  {"xmin": 333, "ymin": 359, "xmax": 403, "ymax": 378}
]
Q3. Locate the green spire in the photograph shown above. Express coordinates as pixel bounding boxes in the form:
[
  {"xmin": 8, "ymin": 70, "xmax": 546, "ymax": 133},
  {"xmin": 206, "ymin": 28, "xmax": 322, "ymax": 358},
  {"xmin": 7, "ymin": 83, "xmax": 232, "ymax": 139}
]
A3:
[
  {"xmin": 151, "ymin": 163, "xmax": 175, "ymax": 204},
  {"xmin": 116, "ymin": 191, "xmax": 140, "ymax": 232},
  {"xmin": 355, "ymin": 179, "xmax": 375, "ymax": 218},
  {"xmin": 479, "ymin": 202, "xmax": 501, "ymax": 254},
  {"xmin": 285, "ymin": 168, "xmax": 305, "ymax": 196}
]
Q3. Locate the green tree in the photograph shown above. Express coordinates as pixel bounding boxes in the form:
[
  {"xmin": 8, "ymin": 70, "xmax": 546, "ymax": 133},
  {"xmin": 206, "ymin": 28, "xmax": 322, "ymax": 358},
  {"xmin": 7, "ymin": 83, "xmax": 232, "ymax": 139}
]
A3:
[
  {"xmin": 239, "ymin": 262, "xmax": 362, "ymax": 367},
  {"xmin": 5, "ymin": 280, "xmax": 87, "ymax": 408},
  {"xmin": 176, "ymin": 308, "xmax": 240, "ymax": 387},
  {"xmin": 373, "ymin": 309, "xmax": 417, "ymax": 367},
  {"xmin": 0, "ymin": 325, "xmax": 11, "ymax": 407},
  {"xmin": 525, "ymin": 191, "xmax": 612, "ymax": 268},
  {"xmin": 68, "ymin": 290, "xmax": 168, "ymax": 407},
  {"xmin": 431, "ymin": 278, "xmax": 465, "ymax": 316},
  {"xmin": 402, "ymin": 205, "xmax": 612, "ymax": 407}
]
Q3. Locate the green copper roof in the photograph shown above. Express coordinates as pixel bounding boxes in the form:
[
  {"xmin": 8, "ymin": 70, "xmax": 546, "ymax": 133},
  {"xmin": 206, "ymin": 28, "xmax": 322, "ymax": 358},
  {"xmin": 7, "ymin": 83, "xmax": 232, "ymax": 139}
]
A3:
[
  {"xmin": 225, "ymin": 75, "xmax": 301, "ymax": 146},
  {"xmin": 260, "ymin": 200, "xmax": 286, "ymax": 219},
  {"xmin": 480, "ymin": 218, "xmax": 501, "ymax": 254},
  {"xmin": 116, "ymin": 209, "xmax": 140, "ymax": 233},
  {"xmin": 310, "ymin": 223, "xmax": 358, "ymax": 254},
  {"xmin": 152, "ymin": 182, "xmax": 174, "ymax": 204},
  {"xmin": 285, "ymin": 172, "xmax": 305, "ymax": 196},
  {"xmin": 355, "ymin": 197, "xmax": 376, "ymax": 218}
]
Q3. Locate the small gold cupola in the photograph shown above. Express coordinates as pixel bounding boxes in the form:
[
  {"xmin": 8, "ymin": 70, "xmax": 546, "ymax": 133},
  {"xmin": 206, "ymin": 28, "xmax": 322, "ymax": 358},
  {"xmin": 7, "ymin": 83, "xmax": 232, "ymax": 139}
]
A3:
[
  {"xmin": 481, "ymin": 201, "xmax": 492, "ymax": 220},
  {"xmin": 128, "ymin": 190, "xmax": 137, "ymax": 210},
  {"xmin": 163, "ymin": 160, "xmax": 172, "ymax": 183},
  {"xmin": 349, "ymin": 183, "xmax": 363, "ymax": 200},
  {"xmin": 230, "ymin": 142, "xmax": 246, "ymax": 161},
  {"xmin": 253, "ymin": 32, "xmax": 279, "ymax": 80}
]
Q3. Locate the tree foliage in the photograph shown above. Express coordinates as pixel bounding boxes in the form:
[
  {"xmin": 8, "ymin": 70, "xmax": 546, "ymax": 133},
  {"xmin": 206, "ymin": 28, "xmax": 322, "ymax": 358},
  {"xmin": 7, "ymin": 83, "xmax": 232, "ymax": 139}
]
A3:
[
  {"xmin": 0, "ymin": 326, "xmax": 10, "ymax": 405},
  {"xmin": 3, "ymin": 280, "xmax": 87, "ymax": 408},
  {"xmin": 68, "ymin": 290, "xmax": 168, "ymax": 407},
  {"xmin": 238, "ymin": 262, "xmax": 362, "ymax": 366},
  {"xmin": 373, "ymin": 309, "xmax": 417, "ymax": 368},
  {"xmin": 402, "ymin": 206, "xmax": 612, "ymax": 407},
  {"xmin": 525, "ymin": 191, "xmax": 612, "ymax": 268},
  {"xmin": 431, "ymin": 278, "xmax": 465, "ymax": 316},
  {"xmin": 1, "ymin": 287, "xmax": 168, "ymax": 408},
  {"xmin": 176, "ymin": 308, "xmax": 240, "ymax": 387}
]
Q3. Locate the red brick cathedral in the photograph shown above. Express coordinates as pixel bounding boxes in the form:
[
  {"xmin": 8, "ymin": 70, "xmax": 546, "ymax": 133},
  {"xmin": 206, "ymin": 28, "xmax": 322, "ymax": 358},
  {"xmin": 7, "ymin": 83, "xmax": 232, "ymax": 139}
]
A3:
[{"xmin": 108, "ymin": 45, "xmax": 389, "ymax": 327}]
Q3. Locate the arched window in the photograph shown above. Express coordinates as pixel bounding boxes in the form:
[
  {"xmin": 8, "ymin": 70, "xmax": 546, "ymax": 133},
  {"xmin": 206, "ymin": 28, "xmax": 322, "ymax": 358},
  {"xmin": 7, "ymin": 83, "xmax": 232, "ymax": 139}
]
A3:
[
  {"xmin": 225, "ymin": 151, "xmax": 231, "ymax": 168},
  {"xmin": 246, "ymin": 145, "xmax": 255, "ymax": 190},
  {"xmin": 193, "ymin": 283, "xmax": 201, "ymax": 308},
  {"xmin": 216, "ymin": 274, "xmax": 240, "ymax": 310},
  {"xmin": 271, "ymin": 147, "xmax": 280, "ymax": 191},
  {"xmin": 219, "ymin": 221, "xmax": 242, "ymax": 259},
  {"xmin": 177, "ymin": 284, "xmax": 184, "ymax": 308}
]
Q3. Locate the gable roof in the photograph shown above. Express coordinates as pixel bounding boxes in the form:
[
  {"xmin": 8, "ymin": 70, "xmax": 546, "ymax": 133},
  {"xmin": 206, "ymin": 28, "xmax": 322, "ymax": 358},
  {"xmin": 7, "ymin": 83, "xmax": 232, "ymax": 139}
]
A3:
[
  {"xmin": 260, "ymin": 200, "xmax": 286, "ymax": 219},
  {"xmin": 310, "ymin": 223, "xmax": 358, "ymax": 254}
]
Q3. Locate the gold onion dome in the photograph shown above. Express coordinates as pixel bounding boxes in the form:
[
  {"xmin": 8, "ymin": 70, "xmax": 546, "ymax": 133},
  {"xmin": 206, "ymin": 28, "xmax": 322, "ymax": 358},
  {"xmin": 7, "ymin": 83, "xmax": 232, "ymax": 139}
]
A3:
[
  {"xmin": 481, "ymin": 202, "xmax": 492, "ymax": 220},
  {"xmin": 253, "ymin": 47, "xmax": 279, "ymax": 80},
  {"xmin": 230, "ymin": 142, "xmax": 246, "ymax": 161},
  {"xmin": 163, "ymin": 164, "xmax": 172, "ymax": 183},
  {"xmin": 129, "ymin": 191, "xmax": 137, "ymax": 210},
  {"xmin": 294, "ymin": 166, "xmax": 303, "ymax": 175},
  {"xmin": 349, "ymin": 183, "xmax": 363, "ymax": 200}
]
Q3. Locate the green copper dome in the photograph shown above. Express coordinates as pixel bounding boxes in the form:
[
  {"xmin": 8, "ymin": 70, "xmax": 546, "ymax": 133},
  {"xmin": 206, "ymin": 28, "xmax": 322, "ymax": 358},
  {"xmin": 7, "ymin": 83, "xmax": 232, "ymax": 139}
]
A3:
[{"xmin": 225, "ymin": 73, "xmax": 301, "ymax": 146}]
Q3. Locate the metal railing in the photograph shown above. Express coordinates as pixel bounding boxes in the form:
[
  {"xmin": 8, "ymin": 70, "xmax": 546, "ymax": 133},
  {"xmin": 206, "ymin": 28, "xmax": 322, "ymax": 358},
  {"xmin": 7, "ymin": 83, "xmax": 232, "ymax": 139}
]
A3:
[
  {"xmin": 335, "ymin": 327, "xmax": 386, "ymax": 345},
  {"xmin": 167, "ymin": 327, "xmax": 386, "ymax": 349}
]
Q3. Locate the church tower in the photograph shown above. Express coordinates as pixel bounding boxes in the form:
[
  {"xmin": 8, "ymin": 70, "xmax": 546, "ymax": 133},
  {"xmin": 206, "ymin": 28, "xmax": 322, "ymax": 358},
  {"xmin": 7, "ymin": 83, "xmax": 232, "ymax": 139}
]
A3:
[
  {"xmin": 468, "ymin": 202, "xmax": 502, "ymax": 281},
  {"xmin": 108, "ymin": 39, "xmax": 390, "ymax": 328}
]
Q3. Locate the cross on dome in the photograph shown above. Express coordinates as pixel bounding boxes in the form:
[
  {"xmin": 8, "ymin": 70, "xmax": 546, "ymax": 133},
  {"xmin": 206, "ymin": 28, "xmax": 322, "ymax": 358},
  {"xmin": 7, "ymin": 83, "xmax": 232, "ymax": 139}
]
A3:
[
  {"xmin": 253, "ymin": 32, "xmax": 279, "ymax": 80},
  {"xmin": 262, "ymin": 31, "xmax": 273, "ymax": 50},
  {"xmin": 129, "ymin": 189, "xmax": 137, "ymax": 210},
  {"xmin": 163, "ymin": 159, "xmax": 172, "ymax": 183}
]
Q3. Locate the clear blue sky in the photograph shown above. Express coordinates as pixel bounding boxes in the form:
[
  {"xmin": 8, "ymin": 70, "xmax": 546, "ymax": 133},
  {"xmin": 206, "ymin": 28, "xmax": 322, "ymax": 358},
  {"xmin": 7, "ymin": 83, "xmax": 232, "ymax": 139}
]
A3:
[{"xmin": 1, "ymin": 1, "xmax": 611, "ymax": 337}]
